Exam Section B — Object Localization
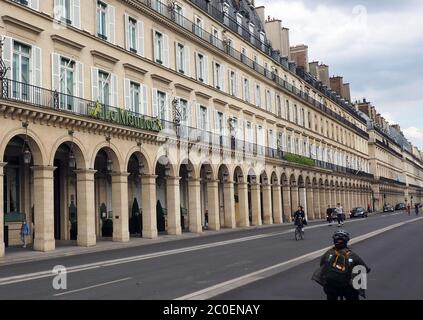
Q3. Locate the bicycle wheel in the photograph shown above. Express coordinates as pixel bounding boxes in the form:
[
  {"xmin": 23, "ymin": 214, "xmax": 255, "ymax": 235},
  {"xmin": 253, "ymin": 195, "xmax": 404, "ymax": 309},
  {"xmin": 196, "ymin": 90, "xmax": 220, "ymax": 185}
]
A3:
[
  {"xmin": 300, "ymin": 229, "xmax": 304, "ymax": 240},
  {"xmin": 295, "ymin": 228, "xmax": 300, "ymax": 241}
]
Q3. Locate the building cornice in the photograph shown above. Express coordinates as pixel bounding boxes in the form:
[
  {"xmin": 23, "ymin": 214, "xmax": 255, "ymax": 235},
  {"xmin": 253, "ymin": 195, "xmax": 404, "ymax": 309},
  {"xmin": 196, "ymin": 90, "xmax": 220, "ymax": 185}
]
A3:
[
  {"xmin": 51, "ymin": 34, "xmax": 85, "ymax": 51},
  {"xmin": 151, "ymin": 73, "xmax": 173, "ymax": 85},
  {"xmin": 122, "ymin": 63, "xmax": 148, "ymax": 75},
  {"xmin": 1, "ymin": 15, "xmax": 44, "ymax": 34},
  {"xmin": 90, "ymin": 50, "xmax": 119, "ymax": 64}
]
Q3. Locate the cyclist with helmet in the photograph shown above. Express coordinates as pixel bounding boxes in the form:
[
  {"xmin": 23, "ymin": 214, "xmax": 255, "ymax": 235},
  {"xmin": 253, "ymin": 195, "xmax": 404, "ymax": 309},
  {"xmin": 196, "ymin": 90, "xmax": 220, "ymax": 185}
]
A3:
[{"xmin": 312, "ymin": 229, "xmax": 371, "ymax": 300}]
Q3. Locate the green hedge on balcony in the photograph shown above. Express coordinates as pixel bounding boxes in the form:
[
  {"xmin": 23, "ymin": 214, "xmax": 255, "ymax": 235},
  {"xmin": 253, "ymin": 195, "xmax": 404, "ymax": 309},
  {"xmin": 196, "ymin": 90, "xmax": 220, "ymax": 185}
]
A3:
[{"xmin": 284, "ymin": 153, "xmax": 315, "ymax": 167}]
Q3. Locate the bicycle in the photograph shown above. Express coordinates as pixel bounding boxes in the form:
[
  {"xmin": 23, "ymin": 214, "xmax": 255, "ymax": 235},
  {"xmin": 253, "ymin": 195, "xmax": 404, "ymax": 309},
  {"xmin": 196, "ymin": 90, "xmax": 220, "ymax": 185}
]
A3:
[{"xmin": 294, "ymin": 222, "xmax": 305, "ymax": 240}]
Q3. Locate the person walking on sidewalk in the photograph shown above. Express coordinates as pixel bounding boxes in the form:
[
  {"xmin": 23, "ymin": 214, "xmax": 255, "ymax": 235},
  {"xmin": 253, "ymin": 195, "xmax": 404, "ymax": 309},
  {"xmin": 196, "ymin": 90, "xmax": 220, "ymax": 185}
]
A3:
[
  {"xmin": 335, "ymin": 203, "xmax": 344, "ymax": 226},
  {"xmin": 415, "ymin": 203, "xmax": 419, "ymax": 216},
  {"xmin": 407, "ymin": 204, "xmax": 411, "ymax": 216},
  {"xmin": 20, "ymin": 219, "xmax": 30, "ymax": 248}
]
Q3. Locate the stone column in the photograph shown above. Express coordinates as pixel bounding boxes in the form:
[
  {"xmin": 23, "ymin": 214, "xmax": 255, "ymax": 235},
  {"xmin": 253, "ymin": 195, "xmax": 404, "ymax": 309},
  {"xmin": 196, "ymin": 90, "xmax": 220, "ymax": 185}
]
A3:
[
  {"xmin": 0, "ymin": 163, "xmax": 6, "ymax": 257},
  {"xmin": 223, "ymin": 180, "xmax": 236, "ymax": 228},
  {"xmin": 282, "ymin": 184, "xmax": 292, "ymax": 223},
  {"xmin": 319, "ymin": 187, "xmax": 327, "ymax": 220},
  {"xmin": 207, "ymin": 180, "xmax": 220, "ymax": 230},
  {"xmin": 111, "ymin": 172, "xmax": 130, "ymax": 242},
  {"xmin": 141, "ymin": 175, "xmax": 158, "ymax": 239},
  {"xmin": 306, "ymin": 187, "xmax": 315, "ymax": 220},
  {"xmin": 272, "ymin": 184, "xmax": 283, "ymax": 224},
  {"xmin": 32, "ymin": 166, "xmax": 56, "ymax": 252},
  {"xmin": 188, "ymin": 179, "xmax": 203, "ymax": 233},
  {"xmin": 166, "ymin": 176, "xmax": 182, "ymax": 235},
  {"xmin": 290, "ymin": 185, "xmax": 299, "ymax": 220},
  {"xmin": 325, "ymin": 187, "xmax": 331, "ymax": 208},
  {"xmin": 262, "ymin": 184, "xmax": 273, "ymax": 224},
  {"xmin": 237, "ymin": 182, "xmax": 250, "ymax": 227},
  {"xmin": 251, "ymin": 182, "xmax": 262, "ymax": 226},
  {"xmin": 75, "ymin": 169, "xmax": 97, "ymax": 247}
]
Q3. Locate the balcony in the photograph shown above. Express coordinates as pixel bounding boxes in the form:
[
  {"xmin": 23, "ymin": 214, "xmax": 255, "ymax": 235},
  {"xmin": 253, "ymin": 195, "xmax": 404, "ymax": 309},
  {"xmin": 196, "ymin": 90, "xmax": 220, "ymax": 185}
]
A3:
[{"xmin": 1, "ymin": 76, "xmax": 369, "ymax": 179}]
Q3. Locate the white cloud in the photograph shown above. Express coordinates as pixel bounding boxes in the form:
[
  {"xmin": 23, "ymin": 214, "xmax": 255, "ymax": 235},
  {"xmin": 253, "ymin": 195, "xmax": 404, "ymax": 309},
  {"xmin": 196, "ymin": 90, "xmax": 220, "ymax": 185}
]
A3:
[{"xmin": 403, "ymin": 127, "xmax": 423, "ymax": 142}]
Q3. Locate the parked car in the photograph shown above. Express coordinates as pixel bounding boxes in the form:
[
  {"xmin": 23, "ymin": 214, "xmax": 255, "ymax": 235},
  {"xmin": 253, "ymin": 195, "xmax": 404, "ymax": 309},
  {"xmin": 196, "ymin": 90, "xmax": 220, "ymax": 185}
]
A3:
[
  {"xmin": 350, "ymin": 207, "xmax": 368, "ymax": 218},
  {"xmin": 395, "ymin": 203, "xmax": 406, "ymax": 211},
  {"xmin": 383, "ymin": 204, "xmax": 395, "ymax": 212}
]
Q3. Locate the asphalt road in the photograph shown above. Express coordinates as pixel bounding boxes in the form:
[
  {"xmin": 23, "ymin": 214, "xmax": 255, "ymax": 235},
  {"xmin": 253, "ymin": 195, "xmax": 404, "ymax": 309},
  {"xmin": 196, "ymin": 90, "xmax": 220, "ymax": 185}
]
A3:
[{"xmin": 0, "ymin": 211, "xmax": 421, "ymax": 300}]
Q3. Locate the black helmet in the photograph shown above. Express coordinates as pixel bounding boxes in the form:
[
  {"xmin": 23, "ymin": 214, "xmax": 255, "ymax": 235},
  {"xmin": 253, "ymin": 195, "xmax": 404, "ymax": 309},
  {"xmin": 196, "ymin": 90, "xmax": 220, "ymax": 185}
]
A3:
[{"xmin": 333, "ymin": 229, "xmax": 350, "ymax": 247}]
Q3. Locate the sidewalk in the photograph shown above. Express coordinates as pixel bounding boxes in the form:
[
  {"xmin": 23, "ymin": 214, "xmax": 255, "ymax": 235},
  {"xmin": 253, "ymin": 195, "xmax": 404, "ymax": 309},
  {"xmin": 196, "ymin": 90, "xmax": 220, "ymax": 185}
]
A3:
[{"xmin": 0, "ymin": 221, "xmax": 311, "ymax": 266}]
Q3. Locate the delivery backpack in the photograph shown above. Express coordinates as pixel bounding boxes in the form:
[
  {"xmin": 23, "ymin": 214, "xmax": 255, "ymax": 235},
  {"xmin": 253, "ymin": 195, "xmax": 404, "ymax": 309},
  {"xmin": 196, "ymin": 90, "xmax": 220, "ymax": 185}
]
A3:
[{"xmin": 324, "ymin": 249, "xmax": 353, "ymax": 287}]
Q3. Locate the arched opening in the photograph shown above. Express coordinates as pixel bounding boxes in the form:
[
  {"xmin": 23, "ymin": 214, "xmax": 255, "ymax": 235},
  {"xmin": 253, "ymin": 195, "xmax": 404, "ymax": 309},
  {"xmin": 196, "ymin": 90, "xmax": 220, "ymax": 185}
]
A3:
[
  {"xmin": 200, "ymin": 163, "xmax": 214, "ymax": 230},
  {"xmin": 271, "ymin": 172, "xmax": 279, "ymax": 223},
  {"xmin": 155, "ymin": 155, "xmax": 172, "ymax": 233},
  {"xmin": 3, "ymin": 136, "xmax": 36, "ymax": 249},
  {"xmin": 233, "ymin": 166, "xmax": 245, "ymax": 227},
  {"xmin": 127, "ymin": 152, "xmax": 148, "ymax": 237},
  {"xmin": 52, "ymin": 140, "xmax": 86, "ymax": 242},
  {"xmin": 93, "ymin": 146, "xmax": 121, "ymax": 239}
]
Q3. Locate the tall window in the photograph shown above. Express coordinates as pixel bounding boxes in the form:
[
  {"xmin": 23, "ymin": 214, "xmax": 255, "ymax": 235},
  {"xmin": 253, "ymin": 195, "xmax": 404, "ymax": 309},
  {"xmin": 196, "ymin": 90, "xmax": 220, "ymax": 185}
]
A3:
[
  {"xmin": 213, "ymin": 62, "xmax": 222, "ymax": 90},
  {"xmin": 154, "ymin": 31, "xmax": 163, "ymax": 64},
  {"xmin": 128, "ymin": 17, "xmax": 137, "ymax": 52},
  {"xmin": 199, "ymin": 106, "xmax": 207, "ymax": 130},
  {"xmin": 294, "ymin": 105, "xmax": 298, "ymax": 124},
  {"xmin": 174, "ymin": 2, "xmax": 183, "ymax": 25},
  {"xmin": 255, "ymin": 84, "xmax": 261, "ymax": 107},
  {"xmin": 176, "ymin": 43, "xmax": 185, "ymax": 73},
  {"xmin": 97, "ymin": 1, "xmax": 107, "ymax": 39},
  {"xmin": 217, "ymin": 112, "xmax": 224, "ymax": 135},
  {"xmin": 194, "ymin": 16, "xmax": 203, "ymax": 37},
  {"xmin": 301, "ymin": 108, "xmax": 305, "ymax": 127},
  {"xmin": 266, "ymin": 90, "xmax": 271, "ymax": 111},
  {"xmin": 212, "ymin": 28, "xmax": 219, "ymax": 47},
  {"xmin": 129, "ymin": 81, "xmax": 140, "ymax": 113},
  {"xmin": 276, "ymin": 95, "xmax": 281, "ymax": 117},
  {"xmin": 243, "ymin": 78, "xmax": 249, "ymax": 102},
  {"xmin": 98, "ymin": 71, "xmax": 110, "ymax": 105},
  {"xmin": 286, "ymin": 100, "xmax": 290, "ymax": 120},
  {"xmin": 157, "ymin": 90, "xmax": 167, "ymax": 120},
  {"xmin": 229, "ymin": 71, "xmax": 236, "ymax": 96},
  {"xmin": 308, "ymin": 111, "xmax": 311, "ymax": 129},
  {"xmin": 196, "ymin": 53, "xmax": 206, "ymax": 82},
  {"xmin": 57, "ymin": 0, "xmax": 72, "ymax": 23},
  {"xmin": 314, "ymin": 114, "xmax": 318, "ymax": 131},
  {"xmin": 59, "ymin": 57, "xmax": 75, "ymax": 110},
  {"xmin": 12, "ymin": 41, "xmax": 30, "ymax": 100}
]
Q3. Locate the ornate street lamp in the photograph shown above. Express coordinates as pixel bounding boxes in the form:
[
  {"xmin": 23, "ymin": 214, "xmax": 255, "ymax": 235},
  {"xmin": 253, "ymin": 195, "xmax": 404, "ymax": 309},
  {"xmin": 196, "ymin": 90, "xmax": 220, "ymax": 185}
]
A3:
[
  {"xmin": 106, "ymin": 136, "xmax": 113, "ymax": 173},
  {"xmin": 206, "ymin": 170, "xmax": 212, "ymax": 181},
  {"xmin": 164, "ymin": 163, "xmax": 171, "ymax": 177},
  {"xmin": 222, "ymin": 171, "xmax": 229, "ymax": 183},
  {"xmin": 68, "ymin": 130, "xmax": 76, "ymax": 169},
  {"xmin": 22, "ymin": 121, "xmax": 32, "ymax": 165}
]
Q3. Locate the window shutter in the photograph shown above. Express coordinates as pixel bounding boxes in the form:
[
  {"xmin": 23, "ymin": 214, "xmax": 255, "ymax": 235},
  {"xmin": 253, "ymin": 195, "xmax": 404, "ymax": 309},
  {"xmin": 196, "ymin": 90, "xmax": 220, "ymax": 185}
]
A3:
[
  {"xmin": 235, "ymin": 72, "xmax": 240, "ymax": 97},
  {"xmin": 196, "ymin": 103, "xmax": 201, "ymax": 129},
  {"xmin": 73, "ymin": 0, "xmax": 81, "ymax": 28},
  {"xmin": 108, "ymin": 5, "xmax": 116, "ymax": 44},
  {"xmin": 2, "ymin": 37, "xmax": 12, "ymax": 80},
  {"xmin": 141, "ymin": 84, "xmax": 148, "ymax": 115},
  {"xmin": 137, "ymin": 20, "xmax": 144, "ymax": 56},
  {"xmin": 195, "ymin": 52, "xmax": 200, "ymax": 80},
  {"xmin": 163, "ymin": 33, "xmax": 169, "ymax": 68},
  {"xmin": 51, "ymin": 53, "xmax": 61, "ymax": 92},
  {"xmin": 29, "ymin": 0, "xmax": 39, "ymax": 10},
  {"xmin": 124, "ymin": 79, "xmax": 131, "ymax": 110},
  {"xmin": 124, "ymin": 14, "xmax": 130, "ymax": 50},
  {"xmin": 32, "ymin": 45, "xmax": 42, "ymax": 87},
  {"xmin": 152, "ymin": 88, "xmax": 158, "ymax": 117},
  {"xmin": 175, "ymin": 42, "xmax": 181, "ymax": 72},
  {"xmin": 207, "ymin": 107, "xmax": 211, "ymax": 131},
  {"xmin": 111, "ymin": 74, "xmax": 118, "ymax": 107},
  {"xmin": 184, "ymin": 45, "xmax": 190, "ymax": 77},
  {"xmin": 75, "ymin": 61, "xmax": 84, "ymax": 113},
  {"xmin": 165, "ymin": 92, "xmax": 170, "ymax": 121},
  {"xmin": 53, "ymin": 0, "xmax": 61, "ymax": 20},
  {"xmin": 203, "ymin": 55, "xmax": 208, "ymax": 84},
  {"xmin": 75, "ymin": 61, "xmax": 84, "ymax": 96},
  {"xmin": 91, "ymin": 67, "xmax": 99, "ymax": 101},
  {"xmin": 219, "ymin": 64, "xmax": 224, "ymax": 91}
]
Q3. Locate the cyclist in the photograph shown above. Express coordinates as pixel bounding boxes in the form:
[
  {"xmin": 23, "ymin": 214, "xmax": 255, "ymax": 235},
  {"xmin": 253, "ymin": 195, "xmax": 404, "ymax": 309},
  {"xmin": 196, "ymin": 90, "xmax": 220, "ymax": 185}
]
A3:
[
  {"xmin": 293, "ymin": 206, "xmax": 307, "ymax": 232},
  {"xmin": 335, "ymin": 203, "xmax": 344, "ymax": 226},
  {"xmin": 312, "ymin": 230, "xmax": 371, "ymax": 300}
]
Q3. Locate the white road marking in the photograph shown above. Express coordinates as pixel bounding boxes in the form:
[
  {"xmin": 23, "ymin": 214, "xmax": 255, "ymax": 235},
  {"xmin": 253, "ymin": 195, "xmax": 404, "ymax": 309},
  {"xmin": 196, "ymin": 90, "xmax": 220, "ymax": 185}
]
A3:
[
  {"xmin": 53, "ymin": 277, "xmax": 132, "ymax": 297},
  {"xmin": 0, "ymin": 212, "xmax": 408, "ymax": 286},
  {"xmin": 176, "ymin": 216, "xmax": 423, "ymax": 300}
]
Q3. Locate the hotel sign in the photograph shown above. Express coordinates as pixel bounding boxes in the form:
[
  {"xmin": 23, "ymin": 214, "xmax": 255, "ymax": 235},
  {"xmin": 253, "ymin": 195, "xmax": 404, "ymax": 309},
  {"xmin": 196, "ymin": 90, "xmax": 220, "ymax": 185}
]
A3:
[{"xmin": 88, "ymin": 101, "xmax": 162, "ymax": 132}]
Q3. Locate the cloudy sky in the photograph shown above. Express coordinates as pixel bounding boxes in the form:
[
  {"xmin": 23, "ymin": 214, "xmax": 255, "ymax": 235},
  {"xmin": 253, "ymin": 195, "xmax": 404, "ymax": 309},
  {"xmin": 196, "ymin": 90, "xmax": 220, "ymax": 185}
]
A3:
[{"xmin": 256, "ymin": 0, "xmax": 423, "ymax": 149}]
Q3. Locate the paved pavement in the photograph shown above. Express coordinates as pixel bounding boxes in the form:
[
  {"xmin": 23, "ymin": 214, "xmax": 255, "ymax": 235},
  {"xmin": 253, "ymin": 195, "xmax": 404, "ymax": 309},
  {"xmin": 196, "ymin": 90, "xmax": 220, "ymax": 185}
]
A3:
[{"xmin": 0, "ymin": 210, "xmax": 420, "ymax": 300}]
